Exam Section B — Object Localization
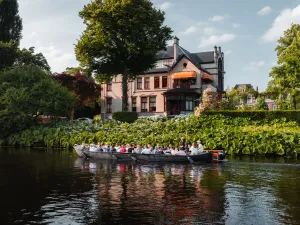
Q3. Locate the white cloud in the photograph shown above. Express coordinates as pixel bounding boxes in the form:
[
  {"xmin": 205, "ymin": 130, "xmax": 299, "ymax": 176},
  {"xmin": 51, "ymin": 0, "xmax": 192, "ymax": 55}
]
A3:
[
  {"xmin": 180, "ymin": 26, "xmax": 198, "ymax": 34},
  {"xmin": 257, "ymin": 6, "xmax": 271, "ymax": 16},
  {"xmin": 28, "ymin": 32, "xmax": 39, "ymax": 38},
  {"xmin": 34, "ymin": 42, "xmax": 78, "ymax": 73},
  {"xmin": 209, "ymin": 15, "xmax": 227, "ymax": 22},
  {"xmin": 262, "ymin": 5, "xmax": 300, "ymax": 42},
  {"xmin": 244, "ymin": 61, "xmax": 265, "ymax": 70},
  {"xmin": 199, "ymin": 34, "xmax": 236, "ymax": 48},
  {"xmin": 232, "ymin": 23, "xmax": 240, "ymax": 28},
  {"xmin": 156, "ymin": 2, "xmax": 172, "ymax": 11},
  {"xmin": 204, "ymin": 27, "xmax": 216, "ymax": 35}
]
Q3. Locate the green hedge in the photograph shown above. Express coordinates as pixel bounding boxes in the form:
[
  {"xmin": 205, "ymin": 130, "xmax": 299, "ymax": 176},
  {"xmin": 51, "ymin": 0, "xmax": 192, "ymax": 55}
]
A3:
[
  {"xmin": 202, "ymin": 110, "xmax": 300, "ymax": 123},
  {"xmin": 112, "ymin": 111, "xmax": 138, "ymax": 123}
]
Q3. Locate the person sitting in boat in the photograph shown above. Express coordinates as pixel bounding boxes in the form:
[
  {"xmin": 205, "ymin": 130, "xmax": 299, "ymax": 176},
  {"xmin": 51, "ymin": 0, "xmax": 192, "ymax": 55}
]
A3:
[
  {"xmin": 190, "ymin": 142, "xmax": 199, "ymax": 155},
  {"xmin": 147, "ymin": 144, "xmax": 153, "ymax": 151},
  {"xmin": 141, "ymin": 145, "xmax": 151, "ymax": 154},
  {"xmin": 134, "ymin": 144, "xmax": 143, "ymax": 154},
  {"xmin": 119, "ymin": 144, "xmax": 126, "ymax": 153},
  {"xmin": 127, "ymin": 144, "xmax": 135, "ymax": 153},
  {"xmin": 164, "ymin": 144, "xmax": 172, "ymax": 154},
  {"xmin": 171, "ymin": 146, "xmax": 178, "ymax": 155},
  {"xmin": 115, "ymin": 144, "xmax": 121, "ymax": 152},
  {"xmin": 158, "ymin": 147, "xmax": 164, "ymax": 154},
  {"xmin": 90, "ymin": 144, "xmax": 100, "ymax": 152},
  {"xmin": 105, "ymin": 144, "xmax": 111, "ymax": 152},
  {"xmin": 162, "ymin": 145, "xmax": 168, "ymax": 151},
  {"xmin": 152, "ymin": 146, "xmax": 159, "ymax": 154},
  {"xmin": 176, "ymin": 146, "xmax": 186, "ymax": 155},
  {"xmin": 197, "ymin": 140, "xmax": 204, "ymax": 153},
  {"xmin": 83, "ymin": 143, "xmax": 90, "ymax": 151}
]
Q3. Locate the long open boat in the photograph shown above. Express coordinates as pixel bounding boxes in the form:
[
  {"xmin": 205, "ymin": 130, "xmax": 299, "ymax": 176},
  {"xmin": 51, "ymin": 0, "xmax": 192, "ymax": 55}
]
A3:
[
  {"xmin": 127, "ymin": 152, "xmax": 213, "ymax": 163},
  {"xmin": 74, "ymin": 146, "xmax": 222, "ymax": 163}
]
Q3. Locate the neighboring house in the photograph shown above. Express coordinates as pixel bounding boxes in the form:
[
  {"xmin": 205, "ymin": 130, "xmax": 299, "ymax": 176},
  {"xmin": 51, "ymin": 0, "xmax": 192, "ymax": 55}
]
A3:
[
  {"xmin": 233, "ymin": 84, "xmax": 277, "ymax": 110},
  {"xmin": 233, "ymin": 84, "xmax": 257, "ymax": 108},
  {"xmin": 265, "ymin": 99, "xmax": 277, "ymax": 111},
  {"xmin": 101, "ymin": 37, "xmax": 225, "ymax": 119}
]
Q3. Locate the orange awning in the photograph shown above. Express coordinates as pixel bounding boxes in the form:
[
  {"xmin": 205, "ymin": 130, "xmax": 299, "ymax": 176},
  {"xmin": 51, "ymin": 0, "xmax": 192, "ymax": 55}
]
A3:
[
  {"xmin": 171, "ymin": 71, "xmax": 197, "ymax": 79},
  {"xmin": 202, "ymin": 72, "xmax": 213, "ymax": 81}
]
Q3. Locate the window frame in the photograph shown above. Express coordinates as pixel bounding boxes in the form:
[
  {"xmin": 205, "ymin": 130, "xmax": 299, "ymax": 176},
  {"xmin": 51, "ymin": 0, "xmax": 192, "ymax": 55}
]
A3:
[
  {"xmin": 154, "ymin": 77, "xmax": 160, "ymax": 89},
  {"xmin": 144, "ymin": 77, "xmax": 150, "ymax": 89},
  {"xmin": 132, "ymin": 97, "xmax": 137, "ymax": 112},
  {"xmin": 149, "ymin": 96, "xmax": 156, "ymax": 112},
  {"xmin": 107, "ymin": 80, "xmax": 112, "ymax": 91},
  {"xmin": 141, "ymin": 97, "xmax": 148, "ymax": 112},
  {"xmin": 106, "ymin": 97, "xmax": 112, "ymax": 113},
  {"xmin": 137, "ymin": 77, "xmax": 143, "ymax": 89},
  {"xmin": 162, "ymin": 76, "xmax": 168, "ymax": 88}
]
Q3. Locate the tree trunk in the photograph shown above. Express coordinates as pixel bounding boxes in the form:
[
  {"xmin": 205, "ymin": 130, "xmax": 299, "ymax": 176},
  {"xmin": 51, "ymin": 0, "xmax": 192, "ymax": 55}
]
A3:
[
  {"xmin": 293, "ymin": 97, "xmax": 297, "ymax": 110},
  {"xmin": 122, "ymin": 64, "xmax": 128, "ymax": 112}
]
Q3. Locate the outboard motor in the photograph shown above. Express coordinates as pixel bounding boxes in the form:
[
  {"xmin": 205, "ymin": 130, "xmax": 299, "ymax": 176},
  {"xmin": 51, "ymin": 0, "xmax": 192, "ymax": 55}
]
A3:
[{"xmin": 217, "ymin": 150, "xmax": 226, "ymax": 160}]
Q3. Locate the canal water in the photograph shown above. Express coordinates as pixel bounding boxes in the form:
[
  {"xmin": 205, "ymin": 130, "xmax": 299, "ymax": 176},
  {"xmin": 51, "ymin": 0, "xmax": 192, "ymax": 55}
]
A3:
[{"xmin": 0, "ymin": 148, "xmax": 300, "ymax": 225}]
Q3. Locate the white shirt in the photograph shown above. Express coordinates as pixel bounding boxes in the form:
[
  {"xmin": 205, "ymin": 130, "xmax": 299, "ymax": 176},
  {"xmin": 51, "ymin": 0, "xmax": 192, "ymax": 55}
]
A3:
[
  {"xmin": 190, "ymin": 146, "xmax": 199, "ymax": 155},
  {"xmin": 141, "ymin": 148, "xmax": 151, "ymax": 154},
  {"xmin": 198, "ymin": 144, "xmax": 204, "ymax": 153}
]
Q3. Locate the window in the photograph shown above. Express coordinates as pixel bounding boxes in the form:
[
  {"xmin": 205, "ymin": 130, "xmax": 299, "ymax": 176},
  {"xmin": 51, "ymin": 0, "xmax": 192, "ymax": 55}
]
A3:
[
  {"xmin": 141, "ymin": 97, "xmax": 148, "ymax": 112},
  {"xmin": 186, "ymin": 96, "xmax": 195, "ymax": 111},
  {"xmin": 154, "ymin": 77, "xmax": 160, "ymax": 89},
  {"xmin": 144, "ymin": 77, "xmax": 150, "ymax": 89},
  {"xmin": 150, "ymin": 96, "xmax": 156, "ymax": 112},
  {"xmin": 162, "ymin": 76, "xmax": 168, "ymax": 88},
  {"xmin": 106, "ymin": 98, "xmax": 112, "ymax": 113},
  {"xmin": 272, "ymin": 104, "xmax": 277, "ymax": 111},
  {"xmin": 107, "ymin": 80, "xmax": 112, "ymax": 91},
  {"xmin": 132, "ymin": 97, "xmax": 137, "ymax": 112},
  {"xmin": 137, "ymin": 77, "xmax": 142, "ymax": 89}
]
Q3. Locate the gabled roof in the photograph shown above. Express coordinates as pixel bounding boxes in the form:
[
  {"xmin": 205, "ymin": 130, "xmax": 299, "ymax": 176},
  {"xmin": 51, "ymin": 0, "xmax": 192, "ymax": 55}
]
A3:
[
  {"xmin": 191, "ymin": 52, "xmax": 214, "ymax": 64},
  {"xmin": 157, "ymin": 46, "xmax": 174, "ymax": 59},
  {"xmin": 157, "ymin": 46, "xmax": 215, "ymax": 64}
]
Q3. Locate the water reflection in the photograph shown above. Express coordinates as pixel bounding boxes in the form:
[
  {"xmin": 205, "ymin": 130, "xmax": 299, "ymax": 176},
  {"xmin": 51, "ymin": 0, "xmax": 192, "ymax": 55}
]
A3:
[{"xmin": 1, "ymin": 149, "xmax": 300, "ymax": 225}]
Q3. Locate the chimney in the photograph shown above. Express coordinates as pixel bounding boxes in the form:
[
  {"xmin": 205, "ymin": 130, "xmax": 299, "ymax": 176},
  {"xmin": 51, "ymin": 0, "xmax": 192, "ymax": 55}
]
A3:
[
  {"xmin": 174, "ymin": 36, "xmax": 179, "ymax": 61},
  {"xmin": 214, "ymin": 46, "xmax": 218, "ymax": 61}
]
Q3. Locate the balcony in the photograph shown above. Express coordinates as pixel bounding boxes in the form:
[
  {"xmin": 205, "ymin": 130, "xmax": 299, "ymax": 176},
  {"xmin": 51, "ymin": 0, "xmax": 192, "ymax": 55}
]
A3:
[{"xmin": 173, "ymin": 83, "xmax": 191, "ymax": 89}]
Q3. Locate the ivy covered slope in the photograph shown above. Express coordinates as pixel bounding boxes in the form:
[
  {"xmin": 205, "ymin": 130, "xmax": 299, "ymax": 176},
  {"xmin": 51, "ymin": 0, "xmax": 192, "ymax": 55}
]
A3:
[{"xmin": 4, "ymin": 115, "xmax": 300, "ymax": 156}]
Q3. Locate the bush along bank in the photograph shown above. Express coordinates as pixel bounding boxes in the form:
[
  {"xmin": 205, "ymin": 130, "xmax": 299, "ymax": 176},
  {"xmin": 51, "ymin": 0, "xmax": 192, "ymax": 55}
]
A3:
[{"xmin": 3, "ymin": 115, "xmax": 300, "ymax": 156}]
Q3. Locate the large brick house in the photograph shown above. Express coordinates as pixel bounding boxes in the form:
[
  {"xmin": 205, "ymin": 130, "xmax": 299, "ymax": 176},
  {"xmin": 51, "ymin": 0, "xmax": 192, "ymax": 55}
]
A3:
[{"xmin": 101, "ymin": 37, "xmax": 225, "ymax": 119}]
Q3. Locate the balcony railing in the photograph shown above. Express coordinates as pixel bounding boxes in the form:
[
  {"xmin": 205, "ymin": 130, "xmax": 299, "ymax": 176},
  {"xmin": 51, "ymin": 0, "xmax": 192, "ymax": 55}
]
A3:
[{"xmin": 172, "ymin": 83, "xmax": 191, "ymax": 89}]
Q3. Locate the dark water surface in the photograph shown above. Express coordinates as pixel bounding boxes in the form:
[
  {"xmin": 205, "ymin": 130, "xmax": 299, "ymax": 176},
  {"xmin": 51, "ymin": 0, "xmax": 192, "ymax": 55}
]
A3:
[{"xmin": 1, "ymin": 148, "xmax": 300, "ymax": 225}]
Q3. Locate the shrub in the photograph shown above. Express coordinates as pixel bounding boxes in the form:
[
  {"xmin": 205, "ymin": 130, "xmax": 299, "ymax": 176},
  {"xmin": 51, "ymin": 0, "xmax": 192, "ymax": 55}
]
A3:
[
  {"xmin": 112, "ymin": 112, "xmax": 138, "ymax": 123},
  {"xmin": 202, "ymin": 110, "xmax": 300, "ymax": 124}
]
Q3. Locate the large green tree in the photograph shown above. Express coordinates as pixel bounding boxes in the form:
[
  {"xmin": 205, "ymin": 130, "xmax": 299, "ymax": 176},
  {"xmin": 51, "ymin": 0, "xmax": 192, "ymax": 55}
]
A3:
[
  {"xmin": 267, "ymin": 24, "xmax": 300, "ymax": 110},
  {"xmin": 0, "ymin": 0, "xmax": 22, "ymax": 43},
  {"xmin": 76, "ymin": 0, "xmax": 172, "ymax": 111},
  {"xmin": 0, "ymin": 66, "xmax": 76, "ymax": 138}
]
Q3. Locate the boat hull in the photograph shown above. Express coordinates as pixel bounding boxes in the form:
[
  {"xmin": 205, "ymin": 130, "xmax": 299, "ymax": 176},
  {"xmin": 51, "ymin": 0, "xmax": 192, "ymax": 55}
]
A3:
[
  {"xmin": 74, "ymin": 145, "xmax": 84, "ymax": 158},
  {"xmin": 131, "ymin": 152, "xmax": 213, "ymax": 163},
  {"xmin": 83, "ymin": 150, "xmax": 117, "ymax": 160}
]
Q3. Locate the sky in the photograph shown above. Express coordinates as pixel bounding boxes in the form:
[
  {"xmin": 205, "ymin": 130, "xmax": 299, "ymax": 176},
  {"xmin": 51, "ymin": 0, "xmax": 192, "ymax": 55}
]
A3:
[{"xmin": 19, "ymin": 0, "xmax": 300, "ymax": 91}]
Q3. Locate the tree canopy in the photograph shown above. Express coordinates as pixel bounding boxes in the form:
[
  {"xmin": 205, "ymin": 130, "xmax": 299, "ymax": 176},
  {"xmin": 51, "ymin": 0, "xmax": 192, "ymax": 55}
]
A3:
[
  {"xmin": 76, "ymin": 0, "xmax": 173, "ymax": 111},
  {"xmin": 52, "ymin": 72, "xmax": 100, "ymax": 110},
  {"xmin": 0, "ymin": 66, "xmax": 76, "ymax": 138},
  {"xmin": 267, "ymin": 24, "xmax": 300, "ymax": 109},
  {"xmin": 0, "ymin": 0, "xmax": 22, "ymax": 43}
]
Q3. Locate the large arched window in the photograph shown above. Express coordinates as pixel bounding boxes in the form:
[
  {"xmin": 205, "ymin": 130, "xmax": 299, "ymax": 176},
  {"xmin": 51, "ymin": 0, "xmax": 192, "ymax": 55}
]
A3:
[{"xmin": 218, "ymin": 59, "xmax": 224, "ymax": 91}]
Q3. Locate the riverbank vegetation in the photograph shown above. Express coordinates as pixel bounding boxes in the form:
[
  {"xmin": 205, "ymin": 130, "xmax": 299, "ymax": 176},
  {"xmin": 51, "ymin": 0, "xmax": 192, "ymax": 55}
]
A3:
[{"xmin": 2, "ymin": 114, "xmax": 300, "ymax": 156}]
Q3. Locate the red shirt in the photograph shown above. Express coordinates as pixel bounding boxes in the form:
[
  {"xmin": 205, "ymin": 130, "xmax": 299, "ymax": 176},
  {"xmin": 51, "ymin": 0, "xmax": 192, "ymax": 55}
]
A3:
[{"xmin": 120, "ymin": 148, "xmax": 126, "ymax": 153}]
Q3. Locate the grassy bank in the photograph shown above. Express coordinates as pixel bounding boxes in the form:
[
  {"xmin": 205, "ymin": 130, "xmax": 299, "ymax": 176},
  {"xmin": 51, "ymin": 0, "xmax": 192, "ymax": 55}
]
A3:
[{"xmin": 2, "ymin": 115, "xmax": 300, "ymax": 156}]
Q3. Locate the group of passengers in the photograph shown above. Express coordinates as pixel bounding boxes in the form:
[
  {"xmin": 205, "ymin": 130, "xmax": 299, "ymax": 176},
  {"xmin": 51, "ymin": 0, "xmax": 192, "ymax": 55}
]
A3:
[{"xmin": 85, "ymin": 137, "xmax": 204, "ymax": 155}]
